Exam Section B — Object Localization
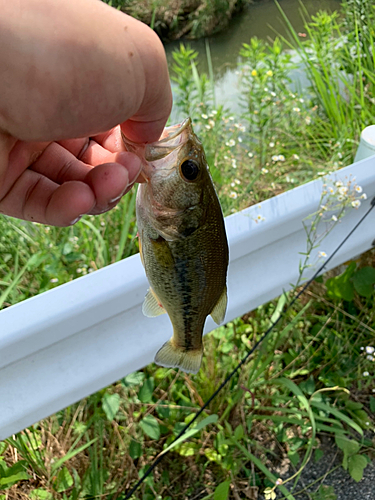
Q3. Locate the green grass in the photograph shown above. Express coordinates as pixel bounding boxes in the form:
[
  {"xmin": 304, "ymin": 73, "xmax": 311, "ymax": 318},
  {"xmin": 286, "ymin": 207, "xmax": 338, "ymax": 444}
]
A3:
[{"xmin": 1, "ymin": 1, "xmax": 375, "ymax": 499}]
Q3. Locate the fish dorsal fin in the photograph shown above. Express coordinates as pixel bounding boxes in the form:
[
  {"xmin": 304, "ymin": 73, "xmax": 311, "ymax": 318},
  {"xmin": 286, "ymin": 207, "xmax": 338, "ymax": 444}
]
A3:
[
  {"xmin": 142, "ymin": 288, "xmax": 166, "ymax": 317},
  {"xmin": 210, "ymin": 286, "xmax": 228, "ymax": 325}
]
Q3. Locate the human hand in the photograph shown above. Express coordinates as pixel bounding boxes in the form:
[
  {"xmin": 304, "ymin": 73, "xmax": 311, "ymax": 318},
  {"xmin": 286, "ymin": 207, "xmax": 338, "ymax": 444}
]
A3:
[{"xmin": 0, "ymin": 0, "xmax": 172, "ymax": 226}]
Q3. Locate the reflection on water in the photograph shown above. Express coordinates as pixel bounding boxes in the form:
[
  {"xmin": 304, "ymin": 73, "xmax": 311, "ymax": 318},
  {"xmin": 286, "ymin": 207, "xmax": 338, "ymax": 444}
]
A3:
[{"xmin": 165, "ymin": 0, "xmax": 341, "ymax": 119}]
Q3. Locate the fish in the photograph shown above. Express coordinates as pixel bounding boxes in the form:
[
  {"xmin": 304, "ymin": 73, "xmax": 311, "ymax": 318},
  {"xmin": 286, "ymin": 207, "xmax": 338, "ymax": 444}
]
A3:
[{"xmin": 123, "ymin": 118, "xmax": 229, "ymax": 374}]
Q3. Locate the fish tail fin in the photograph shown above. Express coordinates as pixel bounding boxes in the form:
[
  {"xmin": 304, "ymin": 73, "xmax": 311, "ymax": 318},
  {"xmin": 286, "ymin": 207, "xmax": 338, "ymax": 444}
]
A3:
[{"xmin": 154, "ymin": 339, "xmax": 203, "ymax": 374}]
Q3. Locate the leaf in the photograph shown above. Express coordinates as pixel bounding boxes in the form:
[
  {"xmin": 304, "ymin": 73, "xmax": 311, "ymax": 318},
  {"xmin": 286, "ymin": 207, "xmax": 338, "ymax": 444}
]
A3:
[
  {"xmin": 30, "ymin": 489, "xmax": 54, "ymax": 500},
  {"xmin": 139, "ymin": 415, "xmax": 160, "ymax": 440},
  {"xmin": 214, "ymin": 481, "xmax": 231, "ymax": 500},
  {"xmin": 102, "ymin": 393, "xmax": 120, "ymax": 421},
  {"xmin": 348, "ymin": 454, "xmax": 368, "ymax": 482},
  {"xmin": 139, "ymin": 377, "xmax": 155, "ymax": 403},
  {"xmin": 122, "ymin": 371, "xmax": 145, "ymax": 387},
  {"xmin": 0, "ymin": 461, "xmax": 30, "ymax": 488},
  {"xmin": 335, "ymin": 436, "xmax": 360, "ymax": 456},
  {"xmin": 311, "ymin": 485, "xmax": 337, "ymax": 500},
  {"xmin": 352, "ymin": 267, "xmax": 375, "ymax": 297},
  {"xmin": 53, "ymin": 467, "xmax": 73, "ymax": 493},
  {"xmin": 370, "ymin": 396, "xmax": 375, "ymax": 412},
  {"xmin": 129, "ymin": 439, "xmax": 142, "ymax": 460},
  {"xmin": 161, "ymin": 414, "xmax": 218, "ymax": 455},
  {"xmin": 325, "ymin": 262, "xmax": 356, "ymax": 301},
  {"xmin": 234, "ymin": 424, "xmax": 244, "ymax": 441}
]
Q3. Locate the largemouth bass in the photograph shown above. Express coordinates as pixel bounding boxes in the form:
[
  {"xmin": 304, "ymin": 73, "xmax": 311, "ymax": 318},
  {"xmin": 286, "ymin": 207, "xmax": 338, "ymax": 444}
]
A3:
[{"xmin": 123, "ymin": 118, "xmax": 229, "ymax": 374}]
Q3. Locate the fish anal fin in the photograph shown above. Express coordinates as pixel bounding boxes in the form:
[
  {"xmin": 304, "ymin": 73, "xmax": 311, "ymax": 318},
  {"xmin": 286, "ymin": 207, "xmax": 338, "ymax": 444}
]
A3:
[
  {"xmin": 210, "ymin": 286, "xmax": 228, "ymax": 325},
  {"xmin": 154, "ymin": 339, "xmax": 203, "ymax": 374},
  {"xmin": 142, "ymin": 288, "xmax": 166, "ymax": 317}
]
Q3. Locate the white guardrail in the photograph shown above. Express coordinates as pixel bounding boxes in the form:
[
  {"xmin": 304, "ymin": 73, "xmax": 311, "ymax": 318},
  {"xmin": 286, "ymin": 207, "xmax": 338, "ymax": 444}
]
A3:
[{"xmin": 0, "ymin": 150, "xmax": 374, "ymax": 440}]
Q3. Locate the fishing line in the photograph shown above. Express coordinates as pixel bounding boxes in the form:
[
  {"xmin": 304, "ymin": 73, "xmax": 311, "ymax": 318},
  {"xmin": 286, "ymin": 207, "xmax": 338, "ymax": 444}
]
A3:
[{"xmin": 123, "ymin": 196, "xmax": 375, "ymax": 499}]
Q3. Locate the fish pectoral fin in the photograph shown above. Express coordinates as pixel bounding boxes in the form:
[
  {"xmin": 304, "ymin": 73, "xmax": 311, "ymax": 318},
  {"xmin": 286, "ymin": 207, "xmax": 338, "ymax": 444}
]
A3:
[
  {"xmin": 154, "ymin": 339, "xmax": 203, "ymax": 374},
  {"xmin": 142, "ymin": 288, "xmax": 167, "ymax": 317},
  {"xmin": 210, "ymin": 286, "xmax": 228, "ymax": 325}
]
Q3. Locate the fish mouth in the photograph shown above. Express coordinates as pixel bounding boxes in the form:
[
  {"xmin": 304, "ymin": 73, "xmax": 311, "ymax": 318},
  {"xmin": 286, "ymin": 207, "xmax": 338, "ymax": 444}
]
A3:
[{"xmin": 122, "ymin": 118, "xmax": 192, "ymax": 182}]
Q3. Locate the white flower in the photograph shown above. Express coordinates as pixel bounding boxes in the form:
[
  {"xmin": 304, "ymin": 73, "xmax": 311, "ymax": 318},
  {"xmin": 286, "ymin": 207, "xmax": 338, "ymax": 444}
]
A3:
[
  {"xmin": 248, "ymin": 152, "xmax": 254, "ymax": 158},
  {"xmin": 363, "ymin": 371, "xmax": 370, "ymax": 376},
  {"xmin": 208, "ymin": 119, "xmax": 215, "ymax": 127},
  {"xmin": 232, "ymin": 159, "xmax": 237, "ymax": 169},
  {"xmin": 337, "ymin": 152, "xmax": 342, "ymax": 159},
  {"xmin": 352, "ymin": 200, "xmax": 361, "ymax": 208},
  {"xmin": 269, "ymin": 142, "xmax": 275, "ymax": 148},
  {"xmin": 271, "ymin": 91, "xmax": 276, "ymax": 97},
  {"xmin": 234, "ymin": 179, "xmax": 241, "ymax": 185},
  {"xmin": 317, "ymin": 172, "xmax": 326, "ymax": 176},
  {"xmin": 318, "ymin": 251, "xmax": 327, "ymax": 258},
  {"xmin": 293, "ymin": 154, "xmax": 300, "ymax": 160},
  {"xmin": 264, "ymin": 87, "xmax": 268, "ymax": 92},
  {"xmin": 278, "ymin": 155, "xmax": 285, "ymax": 162},
  {"xmin": 366, "ymin": 346, "xmax": 375, "ymax": 354},
  {"xmin": 299, "ymin": 98, "xmax": 304, "ymax": 103},
  {"xmin": 205, "ymin": 125, "xmax": 211, "ymax": 130},
  {"xmin": 261, "ymin": 168, "xmax": 269, "ymax": 174},
  {"xmin": 256, "ymin": 214, "xmax": 265, "ymax": 222},
  {"xmin": 238, "ymin": 137, "xmax": 243, "ymax": 143},
  {"xmin": 337, "ymin": 195, "xmax": 345, "ymax": 202},
  {"xmin": 229, "ymin": 191, "xmax": 238, "ymax": 199},
  {"xmin": 335, "ymin": 181, "xmax": 343, "ymax": 187},
  {"xmin": 354, "ymin": 185, "xmax": 363, "ymax": 193},
  {"xmin": 331, "ymin": 215, "xmax": 338, "ymax": 222},
  {"xmin": 328, "ymin": 187, "xmax": 335, "ymax": 194},
  {"xmin": 50, "ymin": 278, "xmax": 59, "ymax": 283},
  {"xmin": 212, "ymin": 110, "xmax": 218, "ymax": 115},
  {"xmin": 293, "ymin": 107, "xmax": 301, "ymax": 113},
  {"xmin": 338, "ymin": 186, "xmax": 348, "ymax": 195},
  {"xmin": 272, "ymin": 155, "xmax": 279, "ymax": 162},
  {"xmin": 320, "ymin": 205, "xmax": 327, "ymax": 210},
  {"xmin": 226, "ymin": 139, "xmax": 236, "ymax": 147},
  {"xmin": 367, "ymin": 355, "xmax": 374, "ymax": 361},
  {"xmin": 229, "ymin": 116, "xmax": 234, "ymax": 121},
  {"xmin": 76, "ymin": 268, "xmax": 82, "ymax": 274},
  {"xmin": 305, "ymin": 116, "xmax": 311, "ymax": 125},
  {"xmin": 361, "ymin": 193, "xmax": 367, "ymax": 200},
  {"xmin": 231, "ymin": 182, "xmax": 235, "ymax": 187},
  {"xmin": 201, "ymin": 114, "xmax": 208, "ymax": 119}
]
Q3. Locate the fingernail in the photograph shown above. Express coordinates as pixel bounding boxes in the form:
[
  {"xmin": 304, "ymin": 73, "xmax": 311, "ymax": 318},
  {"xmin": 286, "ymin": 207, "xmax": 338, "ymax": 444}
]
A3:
[{"xmin": 69, "ymin": 216, "xmax": 82, "ymax": 225}]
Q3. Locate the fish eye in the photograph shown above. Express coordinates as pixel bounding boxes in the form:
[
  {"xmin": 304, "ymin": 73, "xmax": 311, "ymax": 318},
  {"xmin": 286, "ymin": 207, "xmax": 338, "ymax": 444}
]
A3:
[{"xmin": 180, "ymin": 159, "xmax": 200, "ymax": 181}]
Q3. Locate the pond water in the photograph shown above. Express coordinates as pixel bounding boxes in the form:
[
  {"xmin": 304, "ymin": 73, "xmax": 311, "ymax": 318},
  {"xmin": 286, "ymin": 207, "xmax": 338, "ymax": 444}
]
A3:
[{"xmin": 164, "ymin": 0, "xmax": 341, "ymax": 119}]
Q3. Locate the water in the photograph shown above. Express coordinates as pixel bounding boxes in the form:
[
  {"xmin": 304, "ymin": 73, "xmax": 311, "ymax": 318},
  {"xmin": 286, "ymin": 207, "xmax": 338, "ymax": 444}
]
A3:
[{"xmin": 164, "ymin": 0, "xmax": 341, "ymax": 119}]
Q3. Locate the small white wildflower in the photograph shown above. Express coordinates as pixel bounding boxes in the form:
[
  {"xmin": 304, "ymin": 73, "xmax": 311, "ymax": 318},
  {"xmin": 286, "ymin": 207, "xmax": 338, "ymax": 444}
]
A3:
[
  {"xmin": 261, "ymin": 168, "xmax": 269, "ymax": 174},
  {"xmin": 317, "ymin": 172, "xmax": 326, "ymax": 176},
  {"xmin": 50, "ymin": 278, "xmax": 59, "ymax": 283},
  {"xmin": 299, "ymin": 98, "xmax": 304, "ymax": 103},
  {"xmin": 328, "ymin": 187, "xmax": 335, "ymax": 194},
  {"xmin": 76, "ymin": 268, "xmax": 82, "ymax": 274},
  {"xmin": 366, "ymin": 422, "xmax": 370, "ymax": 426},
  {"xmin": 201, "ymin": 114, "xmax": 208, "ymax": 119},
  {"xmin": 229, "ymin": 116, "xmax": 234, "ymax": 121},
  {"xmin": 352, "ymin": 200, "xmax": 361, "ymax": 208},
  {"xmin": 305, "ymin": 116, "xmax": 311, "ymax": 125},
  {"xmin": 256, "ymin": 214, "xmax": 265, "ymax": 222},
  {"xmin": 335, "ymin": 180, "xmax": 343, "ymax": 187},
  {"xmin": 366, "ymin": 346, "xmax": 375, "ymax": 354},
  {"xmin": 234, "ymin": 179, "xmax": 241, "ymax": 185},
  {"xmin": 361, "ymin": 193, "xmax": 367, "ymax": 200},
  {"xmin": 226, "ymin": 139, "xmax": 236, "ymax": 147},
  {"xmin": 88, "ymin": 268, "xmax": 94, "ymax": 273},
  {"xmin": 318, "ymin": 251, "xmax": 327, "ymax": 258},
  {"xmin": 292, "ymin": 154, "xmax": 300, "ymax": 160},
  {"xmin": 238, "ymin": 137, "xmax": 243, "ymax": 143},
  {"xmin": 337, "ymin": 152, "xmax": 342, "ymax": 159},
  {"xmin": 248, "ymin": 152, "xmax": 254, "ymax": 158},
  {"xmin": 208, "ymin": 119, "xmax": 215, "ymax": 128},
  {"xmin": 278, "ymin": 155, "xmax": 285, "ymax": 162},
  {"xmin": 45, "ymin": 227, "xmax": 50, "ymax": 232},
  {"xmin": 363, "ymin": 371, "xmax": 370, "ymax": 377},
  {"xmin": 224, "ymin": 155, "xmax": 229, "ymax": 160},
  {"xmin": 271, "ymin": 155, "xmax": 279, "ymax": 162},
  {"xmin": 212, "ymin": 110, "xmax": 218, "ymax": 115},
  {"xmin": 361, "ymin": 347, "xmax": 365, "ymax": 350},
  {"xmin": 229, "ymin": 191, "xmax": 238, "ymax": 199},
  {"xmin": 100, "ymin": 221, "xmax": 105, "ymax": 227},
  {"xmin": 338, "ymin": 186, "xmax": 348, "ymax": 195},
  {"xmin": 320, "ymin": 205, "xmax": 328, "ymax": 211},
  {"xmin": 269, "ymin": 142, "xmax": 275, "ymax": 148},
  {"xmin": 232, "ymin": 159, "xmax": 237, "ymax": 169},
  {"xmin": 205, "ymin": 125, "xmax": 211, "ymax": 130},
  {"xmin": 293, "ymin": 107, "xmax": 301, "ymax": 113},
  {"xmin": 366, "ymin": 355, "xmax": 374, "ymax": 361},
  {"xmin": 332, "ymin": 215, "xmax": 338, "ymax": 222},
  {"xmin": 239, "ymin": 125, "xmax": 246, "ymax": 132},
  {"xmin": 264, "ymin": 87, "xmax": 268, "ymax": 92},
  {"xmin": 270, "ymin": 91, "xmax": 276, "ymax": 97},
  {"xmin": 337, "ymin": 195, "xmax": 345, "ymax": 202},
  {"xmin": 231, "ymin": 182, "xmax": 235, "ymax": 187}
]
